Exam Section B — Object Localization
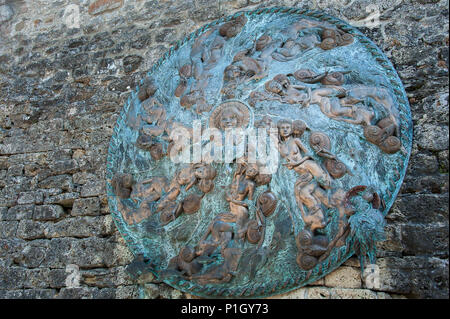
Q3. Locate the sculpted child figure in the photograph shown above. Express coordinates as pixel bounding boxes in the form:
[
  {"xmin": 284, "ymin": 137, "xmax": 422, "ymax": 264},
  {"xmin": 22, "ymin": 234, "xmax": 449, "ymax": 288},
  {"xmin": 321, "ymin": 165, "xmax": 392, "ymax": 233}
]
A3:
[
  {"xmin": 277, "ymin": 119, "xmax": 312, "ymax": 167},
  {"xmin": 308, "ymin": 86, "xmax": 374, "ymax": 126},
  {"xmin": 277, "ymin": 119, "xmax": 332, "ymax": 231},
  {"xmin": 225, "ymin": 162, "xmax": 259, "ymax": 244},
  {"xmin": 155, "ymin": 163, "xmax": 216, "ymax": 213},
  {"xmin": 111, "ymin": 173, "xmax": 169, "ymax": 225},
  {"xmin": 264, "ymin": 74, "xmax": 311, "ymax": 106}
]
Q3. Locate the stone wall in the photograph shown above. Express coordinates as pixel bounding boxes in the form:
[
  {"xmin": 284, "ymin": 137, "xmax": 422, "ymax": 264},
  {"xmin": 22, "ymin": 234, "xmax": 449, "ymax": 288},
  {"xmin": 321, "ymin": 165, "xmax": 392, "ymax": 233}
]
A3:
[{"xmin": 0, "ymin": 0, "xmax": 448, "ymax": 299}]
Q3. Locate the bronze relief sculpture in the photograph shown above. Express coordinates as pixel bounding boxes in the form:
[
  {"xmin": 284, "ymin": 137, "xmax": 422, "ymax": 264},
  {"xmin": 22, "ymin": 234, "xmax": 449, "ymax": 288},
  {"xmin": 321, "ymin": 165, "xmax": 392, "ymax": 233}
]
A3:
[{"xmin": 106, "ymin": 8, "xmax": 412, "ymax": 298}]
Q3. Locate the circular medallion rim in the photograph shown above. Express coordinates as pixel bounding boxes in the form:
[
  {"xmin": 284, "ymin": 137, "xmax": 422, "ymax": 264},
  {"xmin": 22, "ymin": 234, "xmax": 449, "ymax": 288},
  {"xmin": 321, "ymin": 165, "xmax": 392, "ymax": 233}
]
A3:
[{"xmin": 105, "ymin": 7, "xmax": 413, "ymax": 298}]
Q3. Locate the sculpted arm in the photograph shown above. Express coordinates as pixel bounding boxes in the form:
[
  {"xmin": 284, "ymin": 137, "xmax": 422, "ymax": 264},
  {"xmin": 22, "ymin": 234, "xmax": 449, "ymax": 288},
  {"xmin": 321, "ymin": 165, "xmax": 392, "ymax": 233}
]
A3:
[
  {"xmin": 185, "ymin": 176, "xmax": 197, "ymax": 191},
  {"xmin": 311, "ymin": 87, "xmax": 346, "ymax": 100},
  {"xmin": 247, "ymin": 182, "xmax": 255, "ymax": 201}
]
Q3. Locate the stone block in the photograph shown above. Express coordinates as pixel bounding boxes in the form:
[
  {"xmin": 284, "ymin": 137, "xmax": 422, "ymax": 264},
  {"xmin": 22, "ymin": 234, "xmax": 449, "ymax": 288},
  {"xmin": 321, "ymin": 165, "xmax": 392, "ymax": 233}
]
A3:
[
  {"xmin": 88, "ymin": 0, "xmax": 123, "ymax": 16},
  {"xmin": 38, "ymin": 174, "xmax": 73, "ymax": 191},
  {"xmin": 305, "ymin": 287, "xmax": 332, "ymax": 299},
  {"xmin": 48, "ymin": 159, "xmax": 78, "ymax": 176},
  {"xmin": 389, "ymin": 194, "xmax": 449, "ymax": 224},
  {"xmin": 0, "ymin": 221, "xmax": 18, "ymax": 238},
  {"xmin": 0, "ymin": 266, "xmax": 26, "ymax": 289},
  {"xmin": 33, "ymin": 205, "xmax": 65, "ymax": 221},
  {"xmin": 80, "ymin": 181, "xmax": 105, "ymax": 197},
  {"xmin": 115, "ymin": 285, "xmax": 140, "ymax": 299},
  {"xmin": 16, "ymin": 220, "xmax": 45, "ymax": 240},
  {"xmin": 416, "ymin": 124, "xmax": 449, "ymax": 151},
  {"xmin": 48, "ymin": 269, "xmax": 67, "ymax": 289},
  {"xmin": 2, "ymin": 205, "xmax": 34, "ymax": 220},
  {"xmin": 44, "ymin": 215, "xmax": 114, "ymax": 238},
  {"xmin": 72, "ymin": 197, "xmax": 101, "ymax": 216},
  {"xmin": 17, "ymin": 191, "xmax": 44, "ymax": 205},
  {"xmin": 330, "ymin": 288, "xmax": 378, "ymax": 299},
  {"xmin": 401, "ymin": 223, "xmax": 449, "ymax": 256},
  {"xmin": 44, "ymin": 192, "xmax": 79, "ymax": 207},
  {"xmin": 324, "ymin": 266, "xmax": 362, "ymax": 289},
  {"xmin": 13, "ymin": 242, "xmax": 48, "ymax": 268},
  {"xmin": 81, "ymin": 266, "xmax": 133, "ymax": 288},
  {"xmin": 268, "ymin": 288, "xmax": 307, "ymax": 299}
]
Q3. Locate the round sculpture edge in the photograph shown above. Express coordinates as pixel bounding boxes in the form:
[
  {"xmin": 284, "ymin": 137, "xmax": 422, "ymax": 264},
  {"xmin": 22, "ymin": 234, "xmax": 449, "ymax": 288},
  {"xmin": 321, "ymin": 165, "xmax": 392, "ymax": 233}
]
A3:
[{"xmin": 105, "ymin": 6, "xmax": 413, "ymax": 299}]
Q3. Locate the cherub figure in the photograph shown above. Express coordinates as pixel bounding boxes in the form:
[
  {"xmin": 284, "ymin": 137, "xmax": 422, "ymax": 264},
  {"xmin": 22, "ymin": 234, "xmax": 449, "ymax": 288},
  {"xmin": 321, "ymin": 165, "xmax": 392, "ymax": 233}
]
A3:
[
  {"xmin": 276, "ymin": 119, "xmax": 332, "ymax": 231},
  {"xmin": 225, "ymin": 162, "xmax": 259, "ymax": 244},
  {"xmin": 164, "ymin": 246, "xmax": 203, "ymax": 279},
  {"xmin": 271, "ymin": 31, "xmax": 320, "ymax": 62},
  {"xmin": 110, "ymin": 173, "xmax": 169, "ymax": 225},
  {"xmin": 221, "ymin": 49, "xmax": 267, "ymax": 99},
  {"xmin": 277, "ymin": 119, "xmax": 312, "ymax": 167},
  {"xmin": 262, "ymin": 74, "xmax": 311, "ymax": 106},
  {"xmin": 308, "ymin": 87, "xmax": 374, "ymax": 126},
  {"xmin": 155, "ymin": 163, "xmax": 216, "ymax": 213},
  {"xmin": 197, "ymin": 219, "xmax": 234, "ymax": 257},
  {"xmin": 191, "ymin": 247, "xmax": 242, "ymax": 285}
]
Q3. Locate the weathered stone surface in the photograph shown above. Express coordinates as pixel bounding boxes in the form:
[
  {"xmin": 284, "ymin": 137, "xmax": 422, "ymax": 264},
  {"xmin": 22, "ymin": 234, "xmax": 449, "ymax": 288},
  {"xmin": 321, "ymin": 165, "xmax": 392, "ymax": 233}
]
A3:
[
  {"xmin": 115, "ymin": 285, "xmax": 140, "ymax": 299},
  {"xmin": 81, "ymin": 266, "xmax": 133, "ymax": 287},
  {"xmin": 0, "ymin": 266, "xmax": 26, "ymax": 289},
  {"xmin": 72, "ymin": 197, "xmax": 101, "ymax": 216},
  {"xmin": 123, "ymin": 55, "xmax": 143, "ymax": 73},
  {"xmin": 23, "ymin": 268, "xmax": 52, "ymax": 289},
  {"xmin": 267, "ymin": 287, "xmax": 308, "ymax": 299},
  {"xmin": 17, "ymin": 191, "xmax": 43, "ymax": 205},
  {"xmin": 47, "ymin": 269, "xmax": 67, "ymax": 289},
  {"xmin": 33, "ymin": 205, "xmax": 65, "ymax": 221},
  {"xmin": 142, "ymin": 282, "xmax": 185, "ymax": 299},
  {"xmin": 65, "ymin": 236, "xmax": 124, "ymax": 268},
  {"xmin": 2, "ymin": 205, "xmax": 34, "ymax": 221},
  {"xmin": 55, "ymin": 287, "xmax": 115, "ymax": 299},
  {"xmin": 330, "ymin": 288, "xmax": 378, "ymax": 299},
  {"xmin": 416, "ymin": 124, "xmax": 449, "ymax": 152},
  {"xmin": 0, "ymin": 289, "xmax": 57, "ymax": 299},
  {"xmin": 88, "ymin": 0, "xmax": 123, "ymax": 16},
  {"xmin": 376, "ymin": 256, "xmax": 449, "ymax": 298},
  {"xmin": 11, "ymin": 241, "xmax": 47, "ymax": 268},
  {"xmin": 389, "ymin": 194, "xmax": 449, "ymax": 224},
  {"xmin": 305, "ymin": 287, "xmax": 332, "ymax": 299},
  {"xmin": 324, "ymin": 266, "xmax": 362, "ymax": 289},
  {"xmin": 0, "ymin": 4, "xmax": 13, "ymax": 23},
  {"xmin": 401, "ymin": 223, "xmax": 448, "ymax": 257},
  {"xmin": 408, "ymin": 152, "xmax": 439, "ymax": 175},
  {"xmin": 0, "ymin": 207, "xmax": 7, "ymax": 220},
  {"xmin": 0, "ymin": 221, "xmax": 18, "ymax": 238},
  {"xmin": 44, "ymin": 192, "xmax": 79, "ymax": 207},
  {"xmin": 44, "ymin": 215, "xmax": 115, "ymax": 238},
  {"xmin": 80, "ymin": 181, "xmax": 105, "ymax": 198},
  {"xmin": 38, "ymin": 175, "xmax": 73, "ymax": 192},
  {"xmin": 16, "ymin": 220, "xmax": 45, "ymax": 240}
]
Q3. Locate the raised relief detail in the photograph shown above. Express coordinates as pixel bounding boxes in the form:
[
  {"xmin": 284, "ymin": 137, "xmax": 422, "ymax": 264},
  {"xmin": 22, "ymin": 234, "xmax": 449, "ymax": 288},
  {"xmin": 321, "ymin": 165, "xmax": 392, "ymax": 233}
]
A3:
[{"xmin": 107, "ymin": 9, "xmax": 412, "ymax": 298}]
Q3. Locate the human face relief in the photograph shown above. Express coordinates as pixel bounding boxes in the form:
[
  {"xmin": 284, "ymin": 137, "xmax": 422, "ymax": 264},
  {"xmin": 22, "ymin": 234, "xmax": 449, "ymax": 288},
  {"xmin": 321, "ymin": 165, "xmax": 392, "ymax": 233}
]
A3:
[
  {"xmin": 278, "ymin": 77, "xmax": 290, "ymax": 89},
  {"xmin": 279, "ymin": 122, "xmax": 292, "ymax": 138},
  {"xmin": 194, "ymin": 165, "xmax": 207, "ymax": 179},
  {"xmin": 268, "ymin": 80, "xmax": 284, "ymax": 95},
  {"xmin": 220, "ymin": 109, "xmax": 238, "ymax": 129},
  {"xmin": 246, "ymin": 164, "xmax": 259, "ymax": 178},
  {"xmin": 122, "ymin": 174, "xmax": 133, "ymax": 188}
]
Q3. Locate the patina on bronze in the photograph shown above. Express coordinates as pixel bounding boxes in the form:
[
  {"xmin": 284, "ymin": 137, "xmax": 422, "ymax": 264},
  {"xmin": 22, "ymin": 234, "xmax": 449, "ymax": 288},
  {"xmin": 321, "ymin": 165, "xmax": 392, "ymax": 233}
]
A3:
[{"xmin": 106, "ymin": 7, "xmax": 412, "ymax": 298}]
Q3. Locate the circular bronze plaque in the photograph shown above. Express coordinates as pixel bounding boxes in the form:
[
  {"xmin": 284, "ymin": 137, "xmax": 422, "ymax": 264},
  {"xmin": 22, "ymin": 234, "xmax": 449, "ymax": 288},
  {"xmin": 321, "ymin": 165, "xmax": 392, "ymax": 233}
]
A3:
[{"xmin": 106, "ymin": 7, "xmax": 412, "ymax": 298}]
